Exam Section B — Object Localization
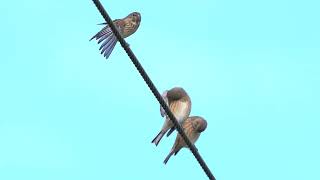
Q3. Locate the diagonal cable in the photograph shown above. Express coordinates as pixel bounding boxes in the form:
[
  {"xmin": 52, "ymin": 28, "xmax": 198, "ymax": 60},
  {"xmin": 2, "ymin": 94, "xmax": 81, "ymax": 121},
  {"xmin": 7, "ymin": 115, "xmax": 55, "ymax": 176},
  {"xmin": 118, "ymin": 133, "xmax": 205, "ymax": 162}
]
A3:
[{"xmin": 91, "ymin": 1, "xmax": 216, "ymax": 179}]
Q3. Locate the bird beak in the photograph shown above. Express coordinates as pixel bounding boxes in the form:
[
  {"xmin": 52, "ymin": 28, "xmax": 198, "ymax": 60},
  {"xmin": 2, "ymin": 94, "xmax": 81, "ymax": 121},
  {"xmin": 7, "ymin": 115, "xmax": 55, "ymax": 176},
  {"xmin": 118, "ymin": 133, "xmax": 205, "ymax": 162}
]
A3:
[{"xmin": 135, "ymin": 12, "xmax": 141, "ymax": 22}]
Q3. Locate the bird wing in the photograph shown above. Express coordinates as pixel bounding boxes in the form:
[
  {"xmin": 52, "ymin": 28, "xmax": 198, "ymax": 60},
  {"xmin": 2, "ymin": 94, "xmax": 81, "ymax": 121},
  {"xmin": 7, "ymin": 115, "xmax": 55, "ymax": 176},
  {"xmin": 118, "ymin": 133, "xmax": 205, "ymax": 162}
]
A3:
[
  {"xmin": 160, "ymin": 90, "xmax": 169, "ymax": 117},
  {"xmin": 90, "ymin": 20, "xmax": 123, "ymax": 59},
  {"xmin": 90, "ymin": 24, "xmax": 112, "ymax": 41}
]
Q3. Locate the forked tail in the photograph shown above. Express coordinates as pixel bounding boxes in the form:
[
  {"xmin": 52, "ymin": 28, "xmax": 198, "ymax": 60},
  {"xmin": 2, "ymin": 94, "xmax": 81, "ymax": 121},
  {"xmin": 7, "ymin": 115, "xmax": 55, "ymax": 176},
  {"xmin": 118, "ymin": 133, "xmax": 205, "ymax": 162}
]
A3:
[{"xmin": 151, "ymin": 130, "xmax": 165, "ymax": 146}]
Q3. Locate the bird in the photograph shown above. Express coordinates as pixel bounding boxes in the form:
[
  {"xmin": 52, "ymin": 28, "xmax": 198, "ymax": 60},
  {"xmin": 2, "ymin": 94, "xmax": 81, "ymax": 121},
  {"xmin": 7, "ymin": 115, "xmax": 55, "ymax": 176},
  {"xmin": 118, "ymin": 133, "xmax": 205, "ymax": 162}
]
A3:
[
  {"xmin": 163, "ymin": 116, "xmax": 207, "ymax": 164},
  {"xmin": 151, "ymin": 87, "xmax": 191, "ymax": 146},
  {"xmin": 90, "ymin": 12, "xmax": 141, "ymax": 59}
]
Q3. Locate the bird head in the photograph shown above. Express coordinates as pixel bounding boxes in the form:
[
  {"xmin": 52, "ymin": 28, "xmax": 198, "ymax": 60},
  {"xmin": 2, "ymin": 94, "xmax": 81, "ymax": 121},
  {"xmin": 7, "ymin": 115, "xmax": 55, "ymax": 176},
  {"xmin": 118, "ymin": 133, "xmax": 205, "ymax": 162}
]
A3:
[
  {"xmin": 193, "ymin": 118, "xmax": 207, "ymax": 133},
  {"xmin": 171, "ymin": 87, "xmax": 188, "ymax": 99},
  {"xmin": 129, "ymin": 12, "xmax": 141, "ymax": 24}
]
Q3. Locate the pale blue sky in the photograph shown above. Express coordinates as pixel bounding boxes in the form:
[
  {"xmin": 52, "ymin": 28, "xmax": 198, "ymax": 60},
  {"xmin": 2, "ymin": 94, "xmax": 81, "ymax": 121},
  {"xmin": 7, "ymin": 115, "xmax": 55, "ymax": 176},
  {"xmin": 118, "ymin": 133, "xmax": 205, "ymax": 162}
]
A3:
[{"xmin": 0, "ymin": 0, "xmax": 319, "ymax": 179}]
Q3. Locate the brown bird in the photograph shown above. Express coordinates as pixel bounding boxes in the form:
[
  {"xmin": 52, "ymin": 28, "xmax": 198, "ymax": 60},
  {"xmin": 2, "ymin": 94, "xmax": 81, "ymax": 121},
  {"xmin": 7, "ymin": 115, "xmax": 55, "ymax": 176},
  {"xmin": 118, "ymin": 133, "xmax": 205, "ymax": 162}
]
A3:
[
  {"xmin": 151, "ymin": 87, "xmax": 191, "ymax": 146},
  {"xmin": 164, "ymin": 116, "xmax": 207, "ymax": 164},
  {"xmin": 90, "ymin": 12, "xmax": 141, "ymax": 59}
]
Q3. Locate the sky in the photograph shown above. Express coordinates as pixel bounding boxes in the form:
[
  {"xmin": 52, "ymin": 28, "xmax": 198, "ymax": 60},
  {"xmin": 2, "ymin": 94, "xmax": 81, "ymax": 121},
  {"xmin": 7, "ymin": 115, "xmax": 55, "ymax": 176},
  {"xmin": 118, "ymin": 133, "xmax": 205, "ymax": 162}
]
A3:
[{"xmin": 0, "ymin": 0, "xmax": 319, "ymax": 179}]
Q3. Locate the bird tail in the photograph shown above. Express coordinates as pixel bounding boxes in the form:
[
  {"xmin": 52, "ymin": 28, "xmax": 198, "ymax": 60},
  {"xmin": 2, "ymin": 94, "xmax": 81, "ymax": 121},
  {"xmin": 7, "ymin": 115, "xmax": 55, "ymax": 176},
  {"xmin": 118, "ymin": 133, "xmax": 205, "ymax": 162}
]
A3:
[
  {"xmin": 151, "ymin": 130, "xmax": 165, "ymax": 146},
  {"xmin": 163, "ymin": 149, "xmax": 175, "ymax": 164}
]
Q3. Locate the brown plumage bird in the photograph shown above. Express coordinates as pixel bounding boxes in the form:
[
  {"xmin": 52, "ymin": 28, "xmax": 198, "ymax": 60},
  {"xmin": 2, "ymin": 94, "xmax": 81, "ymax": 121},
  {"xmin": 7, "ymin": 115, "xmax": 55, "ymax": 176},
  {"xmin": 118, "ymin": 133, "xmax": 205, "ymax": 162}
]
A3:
[
  {"xmin": 90, "ymin": 12, "xmax": 141, "ymax": 59},
  {"xmin": 151, "ymin": 87, "xmax": 191, "ymax": 146},
  {"xmin": 163, "ymin": 116, "xmax": 207, "ymax": 164}
]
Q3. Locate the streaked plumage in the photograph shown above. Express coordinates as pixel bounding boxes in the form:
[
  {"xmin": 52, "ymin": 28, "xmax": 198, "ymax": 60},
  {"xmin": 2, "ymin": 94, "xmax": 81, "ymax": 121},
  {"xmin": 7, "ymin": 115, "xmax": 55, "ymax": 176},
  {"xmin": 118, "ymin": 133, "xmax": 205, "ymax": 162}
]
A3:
[
  {"xmin": 90, "ymin": 12, "xmax": 141, "ymax": 59},
  {"xmin": 151, "ymin": 87, "xmax": 191, "ymax": 146},
  {"xmin": 163, "ymin": 116, "xmax": 207, "ymax": 164}
]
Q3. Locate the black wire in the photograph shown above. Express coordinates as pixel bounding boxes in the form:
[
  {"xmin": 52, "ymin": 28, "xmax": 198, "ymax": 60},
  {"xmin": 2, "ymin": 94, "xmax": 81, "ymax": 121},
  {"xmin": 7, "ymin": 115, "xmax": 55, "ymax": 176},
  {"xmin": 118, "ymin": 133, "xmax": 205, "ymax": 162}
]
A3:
[{"xmin": 91, "ymin": 1, "xmax": 216, "ymax": 179}]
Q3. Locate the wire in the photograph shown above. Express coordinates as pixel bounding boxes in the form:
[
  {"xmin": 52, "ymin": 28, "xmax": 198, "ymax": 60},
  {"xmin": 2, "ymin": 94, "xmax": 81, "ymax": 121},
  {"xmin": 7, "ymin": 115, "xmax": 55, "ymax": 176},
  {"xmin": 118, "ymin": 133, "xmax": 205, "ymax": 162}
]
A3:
[{"xmin": 91, "ymin": 1, "xmax": 216, "ymax": 179}]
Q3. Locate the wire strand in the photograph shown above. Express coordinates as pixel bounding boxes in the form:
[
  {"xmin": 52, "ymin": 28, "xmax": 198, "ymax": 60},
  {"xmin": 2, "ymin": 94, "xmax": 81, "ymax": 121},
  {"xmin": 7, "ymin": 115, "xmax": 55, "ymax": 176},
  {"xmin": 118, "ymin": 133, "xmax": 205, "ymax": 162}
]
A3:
[{"xmin": 91, "ymin": 1, "xmax": 216, "ymax": 179}]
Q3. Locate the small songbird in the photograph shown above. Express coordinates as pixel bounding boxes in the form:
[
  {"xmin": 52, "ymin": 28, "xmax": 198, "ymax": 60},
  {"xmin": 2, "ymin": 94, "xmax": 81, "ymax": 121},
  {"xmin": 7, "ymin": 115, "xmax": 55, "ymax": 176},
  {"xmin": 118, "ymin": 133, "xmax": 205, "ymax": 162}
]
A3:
[
  {"xmin": 163, "ymin": 116, "xmax": 207, "ymax": 164},
  {"xmin": 151, "ymin": 87, "xmax": 191, "ymax": 146},
  {"xmin": 90, "ymin": 12, "xmax": 141, "ymax": 59}
]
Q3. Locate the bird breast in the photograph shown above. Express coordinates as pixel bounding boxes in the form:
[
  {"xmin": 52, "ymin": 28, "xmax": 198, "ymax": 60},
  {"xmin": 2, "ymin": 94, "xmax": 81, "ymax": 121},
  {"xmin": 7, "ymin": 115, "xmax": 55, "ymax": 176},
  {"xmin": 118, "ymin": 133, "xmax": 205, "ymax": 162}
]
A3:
[{"xmin": 173, "ymin": 101, "xmax": 190, "ymax": 123}]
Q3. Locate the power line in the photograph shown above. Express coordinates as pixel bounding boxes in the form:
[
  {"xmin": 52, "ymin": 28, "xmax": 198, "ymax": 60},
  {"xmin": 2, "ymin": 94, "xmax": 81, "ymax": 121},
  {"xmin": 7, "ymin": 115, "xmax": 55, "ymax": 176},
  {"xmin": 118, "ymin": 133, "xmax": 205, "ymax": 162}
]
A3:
[{"xmin": 91, "ymin": 1, "xmax": 216, "ymax": 179}]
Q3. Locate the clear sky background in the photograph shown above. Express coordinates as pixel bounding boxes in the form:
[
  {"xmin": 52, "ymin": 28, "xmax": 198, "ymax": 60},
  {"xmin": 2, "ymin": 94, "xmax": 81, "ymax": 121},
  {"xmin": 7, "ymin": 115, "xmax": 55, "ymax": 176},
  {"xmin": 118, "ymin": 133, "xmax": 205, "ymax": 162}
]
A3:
[{"xmin": 0, "ymin": 0, "xmax": 319, "ymax": 179}]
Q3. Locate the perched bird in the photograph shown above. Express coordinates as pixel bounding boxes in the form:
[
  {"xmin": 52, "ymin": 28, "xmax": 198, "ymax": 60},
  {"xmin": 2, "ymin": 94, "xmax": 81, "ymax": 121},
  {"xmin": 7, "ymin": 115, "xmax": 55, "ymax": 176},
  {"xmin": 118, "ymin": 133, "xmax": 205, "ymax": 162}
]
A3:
[
  {"xmin": 90, "ymin": 12, "xmax": 141, "ymax": 59},
  {"xmin": 151, "ymin": 87, "xmax": 191, "ymax": 146},
  {"xmin": 163, "ymin": 116, "xmax": 207, "ymax": 164}
]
